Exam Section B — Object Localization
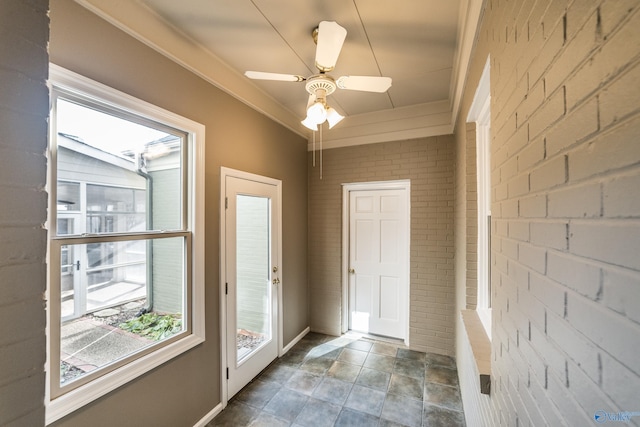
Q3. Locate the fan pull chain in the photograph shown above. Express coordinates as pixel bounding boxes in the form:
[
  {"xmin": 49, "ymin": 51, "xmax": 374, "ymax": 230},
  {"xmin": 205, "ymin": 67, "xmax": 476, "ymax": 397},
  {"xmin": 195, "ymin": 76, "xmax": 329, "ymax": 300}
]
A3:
[
  {"xmin": 320, "ymin": 124, "xmax": 323, "ymax": 180},
  {"xmin": 309, "ymin": 125, "xmax": 324, "ymax": 180}
]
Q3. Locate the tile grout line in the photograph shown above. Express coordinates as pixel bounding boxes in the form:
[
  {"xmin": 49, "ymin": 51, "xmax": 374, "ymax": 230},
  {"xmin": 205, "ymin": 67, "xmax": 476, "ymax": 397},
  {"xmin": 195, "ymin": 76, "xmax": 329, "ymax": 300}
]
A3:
[{"xmin": 211, "ymin": 333, "xmax": 465, "ymax": 427}]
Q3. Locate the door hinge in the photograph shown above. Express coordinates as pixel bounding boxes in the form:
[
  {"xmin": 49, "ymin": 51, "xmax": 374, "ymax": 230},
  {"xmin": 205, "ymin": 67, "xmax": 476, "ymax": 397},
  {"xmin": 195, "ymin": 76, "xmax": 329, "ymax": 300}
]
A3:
[
  {"xmin": 225, "ymin": 197, "xmax": 228, "ymax": 209},
  {"xmin": 226, "ymin": 367, "xmax": 229, "ymax": 380},
  {"xmin": 225, "ymin": 283, "xmax": 228, "ymax": 295}
]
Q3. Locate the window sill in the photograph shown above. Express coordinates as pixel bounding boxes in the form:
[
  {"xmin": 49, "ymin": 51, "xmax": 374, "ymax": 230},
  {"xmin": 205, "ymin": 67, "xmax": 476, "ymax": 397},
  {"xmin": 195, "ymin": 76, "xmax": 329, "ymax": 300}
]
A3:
[
  {"xmin": 46, "ymin": 333, "xmax": 204, "ymax": 424},
  {"xmin": 461, "ymin": 310, "xmax": 491, "ymax": 394}
]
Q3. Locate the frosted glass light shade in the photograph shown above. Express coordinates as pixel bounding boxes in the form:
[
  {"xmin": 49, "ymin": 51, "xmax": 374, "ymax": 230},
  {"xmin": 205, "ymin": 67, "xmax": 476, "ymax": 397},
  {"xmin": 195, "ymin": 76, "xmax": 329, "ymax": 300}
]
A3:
[
  {"xmin": 326, "ymin": 107, "xmax": 344, "ymax": 129},
  {"xmin": 301, "ymin": 116, "xmax": 319, "ymax": 131},
  {"xmin": 307, "ymin": 102, "xmax": 327, "ymax": 123}
]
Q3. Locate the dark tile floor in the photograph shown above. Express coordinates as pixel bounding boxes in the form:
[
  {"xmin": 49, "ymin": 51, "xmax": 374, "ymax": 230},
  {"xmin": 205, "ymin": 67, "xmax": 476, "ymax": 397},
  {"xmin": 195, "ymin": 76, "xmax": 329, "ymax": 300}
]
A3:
[{"xmin": 209, "ymin": 333, "xmax": 466, "ymax": 427}]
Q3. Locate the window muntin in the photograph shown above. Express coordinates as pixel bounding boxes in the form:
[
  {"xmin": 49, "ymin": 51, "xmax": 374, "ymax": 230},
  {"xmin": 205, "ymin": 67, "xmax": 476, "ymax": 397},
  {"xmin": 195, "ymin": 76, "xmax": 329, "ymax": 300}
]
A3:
[{"xmin": 47, "ymin": 65, "xmax": 204, "ymax": 423}]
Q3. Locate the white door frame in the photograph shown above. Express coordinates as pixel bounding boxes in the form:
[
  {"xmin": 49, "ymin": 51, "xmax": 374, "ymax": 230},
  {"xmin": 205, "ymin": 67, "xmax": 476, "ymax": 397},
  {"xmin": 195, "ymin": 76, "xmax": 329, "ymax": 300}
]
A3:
[
  {"xmin": 219, "ymin": 167, "xmax": 283, "ymax": 407},
  {"xmin": 341, "ymin": 180, "xmax": 411, "ymax": 346}
]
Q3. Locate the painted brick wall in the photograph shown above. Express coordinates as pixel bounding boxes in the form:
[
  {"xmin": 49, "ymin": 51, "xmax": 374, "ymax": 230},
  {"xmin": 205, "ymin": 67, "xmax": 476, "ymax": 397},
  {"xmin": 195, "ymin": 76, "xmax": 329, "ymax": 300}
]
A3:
[
  {"xmin": 308, "ymin": 136, "xmax": 456, "ymax": 355},
  {"xmin": 0, "ymin": 0, "xmax": 49, "ymax": 425},
  {"xmin": 456, "ymin": 0, "xmax": 640, "ymax": 425}
]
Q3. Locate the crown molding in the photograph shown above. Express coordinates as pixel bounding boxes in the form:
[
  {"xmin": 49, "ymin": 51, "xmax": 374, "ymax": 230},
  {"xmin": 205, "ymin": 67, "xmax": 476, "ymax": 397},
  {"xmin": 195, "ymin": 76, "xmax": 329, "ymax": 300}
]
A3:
[
  {"xmin": 309, "ymin": 101, "xmax": 453, "ymax": 150},
  {"xmin": 449, "ymin": 0, "xmax": 486, "ymax": 129},
  {"xmin": 74, "ymin": 0, "xmax": 308, "ymax": 137},
  {"xmin": 74, "ymin": 0, "xmax": 482, "ymax": 146}
]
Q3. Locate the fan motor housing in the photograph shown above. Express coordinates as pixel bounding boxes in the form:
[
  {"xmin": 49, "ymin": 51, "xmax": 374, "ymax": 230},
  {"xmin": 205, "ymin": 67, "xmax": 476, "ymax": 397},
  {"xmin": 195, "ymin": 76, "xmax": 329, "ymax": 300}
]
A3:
[{"xmin": 305, "ymin": 74, "xmax": 337, "ymax": 96}]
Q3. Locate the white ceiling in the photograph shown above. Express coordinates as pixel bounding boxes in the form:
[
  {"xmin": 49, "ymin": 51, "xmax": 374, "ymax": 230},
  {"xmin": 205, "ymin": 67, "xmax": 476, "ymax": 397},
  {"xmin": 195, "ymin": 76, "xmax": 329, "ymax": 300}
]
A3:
[{"xmin": 77, "ymin": 0, "xmax": 483, "ymax": 148}]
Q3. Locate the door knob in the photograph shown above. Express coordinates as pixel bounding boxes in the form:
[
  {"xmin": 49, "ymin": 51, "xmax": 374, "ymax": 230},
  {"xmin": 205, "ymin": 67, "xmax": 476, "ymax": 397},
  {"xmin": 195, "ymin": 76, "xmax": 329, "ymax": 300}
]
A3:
[
  {"xmin": 272, "ymin": 277, "xmax": 280, "ymax": 285},
  {"xmin": 349, "ymin": 268, "xmax": 355, "ymax": 274}
]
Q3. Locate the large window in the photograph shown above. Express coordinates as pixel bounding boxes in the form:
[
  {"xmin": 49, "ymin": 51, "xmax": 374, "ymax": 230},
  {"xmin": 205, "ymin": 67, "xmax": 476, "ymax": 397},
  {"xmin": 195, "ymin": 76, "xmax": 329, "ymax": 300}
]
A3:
[{"xmin": 47, "ymin": 65, "xmax": 205, "ymax": 423}]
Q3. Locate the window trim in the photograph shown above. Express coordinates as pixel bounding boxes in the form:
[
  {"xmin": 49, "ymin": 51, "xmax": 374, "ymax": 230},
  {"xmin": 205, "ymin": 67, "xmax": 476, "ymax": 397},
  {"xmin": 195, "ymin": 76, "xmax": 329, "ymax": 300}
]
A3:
[
  {"xmin": 46, "ymin": 64, "xmax": 205, "ymax": 424},
  {"xmin": 467, "ymin": 56, "xmax": 492, "ymax": 340}
]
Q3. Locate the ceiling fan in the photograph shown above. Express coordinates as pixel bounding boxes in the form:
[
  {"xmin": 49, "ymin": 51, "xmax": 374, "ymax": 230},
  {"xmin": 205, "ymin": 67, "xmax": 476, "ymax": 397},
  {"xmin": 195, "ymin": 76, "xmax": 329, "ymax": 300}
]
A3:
[{"xmin": 245, "ymin": 21, "xmax": 392, "ymax": 131}]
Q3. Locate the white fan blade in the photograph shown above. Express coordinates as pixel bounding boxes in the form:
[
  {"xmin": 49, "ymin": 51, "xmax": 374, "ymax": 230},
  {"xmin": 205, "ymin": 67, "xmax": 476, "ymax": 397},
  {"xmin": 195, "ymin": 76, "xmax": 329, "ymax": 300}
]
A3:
[
  {"xmin": 315, "ymin": 21, "xmax": 347, "ymax": 72},
  {"xmin": 245, "ymin": 71, "xmax": 305, "ymax": 82},
  {"xmin": 336, "ymin": 76, "xmax": 392, "ymax": 92}
]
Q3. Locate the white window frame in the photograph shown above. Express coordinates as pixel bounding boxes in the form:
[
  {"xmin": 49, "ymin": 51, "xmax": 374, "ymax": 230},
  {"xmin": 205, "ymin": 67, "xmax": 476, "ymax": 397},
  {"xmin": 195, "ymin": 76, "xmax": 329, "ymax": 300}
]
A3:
[
  {"xmin": 467, "ymin": 57, "xmax": 492, "ymax": 340},
  {"xmin": 46, "ymin": 64, "xmax": 205, "ymax": 424}
]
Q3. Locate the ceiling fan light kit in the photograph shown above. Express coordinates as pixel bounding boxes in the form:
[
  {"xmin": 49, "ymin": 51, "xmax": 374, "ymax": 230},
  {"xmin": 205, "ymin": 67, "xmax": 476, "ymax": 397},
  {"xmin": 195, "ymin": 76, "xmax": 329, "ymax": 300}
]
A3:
[
  {"xmin": 244, "ymin": 20, "xmax": 392, "ymax": 177},
  {"xmin": 244, "ymin": 20, "xmax": 392, "ymax": 126},
  {"xmin": 301, "ymin": 101, "xmax": 344, "ymax": 131},
  {"xmin": 301, "ymin": 79, "xmax": 344, "ymax": 131}
]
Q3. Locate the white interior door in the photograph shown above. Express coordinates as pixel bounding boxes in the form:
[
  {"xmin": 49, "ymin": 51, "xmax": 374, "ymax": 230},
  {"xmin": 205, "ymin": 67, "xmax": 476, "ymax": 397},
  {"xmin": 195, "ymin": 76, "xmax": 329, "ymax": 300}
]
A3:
[
  {"xmin": 224, "ymin": 174, "xmax": 280, "ymax": 398},
  {"xmin": 349, "ymin": 188, "xmax": 408, "ymax": 339}
]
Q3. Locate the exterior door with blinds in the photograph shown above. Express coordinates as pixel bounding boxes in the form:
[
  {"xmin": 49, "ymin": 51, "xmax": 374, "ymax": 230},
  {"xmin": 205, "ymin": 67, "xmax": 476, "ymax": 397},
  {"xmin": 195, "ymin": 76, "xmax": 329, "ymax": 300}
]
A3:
[{"xmin": 224, "ymin": 172, "xmax": 281, "ymax": 399}]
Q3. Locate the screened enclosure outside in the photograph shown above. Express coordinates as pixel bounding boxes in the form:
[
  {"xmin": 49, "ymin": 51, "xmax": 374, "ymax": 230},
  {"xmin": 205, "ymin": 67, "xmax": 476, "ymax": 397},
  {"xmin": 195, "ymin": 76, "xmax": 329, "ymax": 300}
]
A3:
[{"xmin": 53, "ymin": 97, "xmax": 188, "ymax": 390}]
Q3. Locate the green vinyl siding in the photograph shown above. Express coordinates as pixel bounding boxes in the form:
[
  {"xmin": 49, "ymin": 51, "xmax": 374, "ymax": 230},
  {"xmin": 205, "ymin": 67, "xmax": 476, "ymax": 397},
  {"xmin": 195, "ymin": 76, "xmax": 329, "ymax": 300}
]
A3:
[{"xmin": 236, "ymin": 195, "xmax": 270, "ymax": 335}]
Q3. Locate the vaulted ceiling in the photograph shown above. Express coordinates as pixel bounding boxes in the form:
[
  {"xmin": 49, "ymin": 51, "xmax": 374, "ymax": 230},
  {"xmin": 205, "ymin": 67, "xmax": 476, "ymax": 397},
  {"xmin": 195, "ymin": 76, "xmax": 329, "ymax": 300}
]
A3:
[{"xmin": 76, "ymin": 0, "xmax": 483, "ymax": 148}]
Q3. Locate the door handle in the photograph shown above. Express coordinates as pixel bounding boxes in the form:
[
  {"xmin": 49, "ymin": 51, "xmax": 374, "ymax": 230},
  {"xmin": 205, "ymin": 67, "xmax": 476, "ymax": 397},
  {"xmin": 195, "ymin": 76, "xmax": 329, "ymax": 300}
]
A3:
[
  {"xmin": 349, "ymin": 268, "xmax": 355, "ymax": 274},
  {"xmin": 272, "ymin": 277, "xmax": 280, "ymax": 285}
]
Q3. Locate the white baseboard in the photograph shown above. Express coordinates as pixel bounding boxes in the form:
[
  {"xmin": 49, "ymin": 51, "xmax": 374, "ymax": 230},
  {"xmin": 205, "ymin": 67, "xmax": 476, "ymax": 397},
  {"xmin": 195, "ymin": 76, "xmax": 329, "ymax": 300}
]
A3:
[
  {"xmin": 193, "ymin": 402, "xmax": 223, "ymax": 427},
  {"xmin": 282, "ymin": 326, "xmax": 310, "ymax": 354}
]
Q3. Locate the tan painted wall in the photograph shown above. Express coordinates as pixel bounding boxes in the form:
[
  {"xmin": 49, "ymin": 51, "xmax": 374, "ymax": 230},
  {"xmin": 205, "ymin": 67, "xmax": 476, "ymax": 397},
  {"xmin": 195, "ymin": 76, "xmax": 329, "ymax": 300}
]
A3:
[
  {"xmin": 308, "ymin": 136, "xmax": 456, "ymax": 355},
  {"xmin": 48, "ymin": 1, "xmax": 308, "ymax": 425},
  {"xmin": 455, "ymin": 0, "xmax": 640, "ymax": 425}
]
